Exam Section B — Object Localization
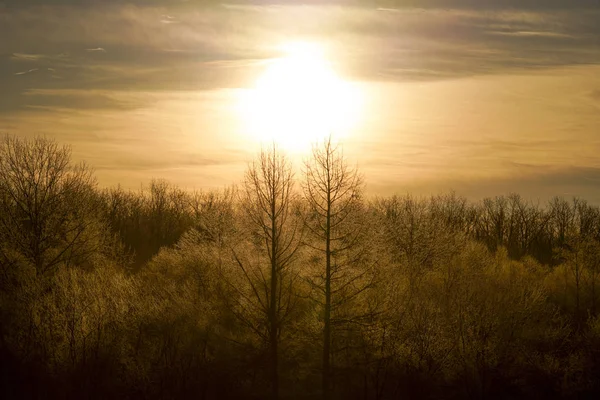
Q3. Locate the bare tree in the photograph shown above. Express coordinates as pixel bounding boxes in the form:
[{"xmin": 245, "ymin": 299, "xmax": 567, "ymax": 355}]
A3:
[
  {"xmin": 189, "ymin": 187, "xmax": 237, "ymax": 248},
  {"xmin": 302, "ymin": 137, "xmax": 373, "ymax": 400},
  {"xmin": 0, "ymin": 135, "xmax": 100, "ymax": 278},
  {"xmin": 232, "ymin": 145, "xmax": 301, "ymax": 400}
]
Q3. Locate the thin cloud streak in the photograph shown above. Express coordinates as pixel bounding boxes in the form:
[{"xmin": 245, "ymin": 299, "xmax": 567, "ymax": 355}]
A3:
[{"xmin": 15, "ymin": 68, "xmax": 38, "ymax": 75}]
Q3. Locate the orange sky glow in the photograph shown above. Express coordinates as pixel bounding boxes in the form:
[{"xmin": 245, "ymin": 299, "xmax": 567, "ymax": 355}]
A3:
[{"xmin": 1, "ymin": 1, "xmax": 599, "ymax": 202}]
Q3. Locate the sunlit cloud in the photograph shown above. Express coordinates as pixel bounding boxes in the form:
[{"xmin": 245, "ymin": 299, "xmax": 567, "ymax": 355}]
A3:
[
  {"xmin": 14, "ymin": 68, "xmax": 38, "ymax": 75},
  {"xmin": 11, "ymin": 53, "xmax": 44, "ymax": 61},
  {"xmin": 160, "ymin": 14, "xmax": 179, "ymax": 23}
]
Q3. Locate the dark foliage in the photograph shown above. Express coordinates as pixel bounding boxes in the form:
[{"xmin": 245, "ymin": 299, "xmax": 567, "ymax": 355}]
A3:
[{"xmin": 2, "ymin": 135, "xmax": 600, "ymax": 399}]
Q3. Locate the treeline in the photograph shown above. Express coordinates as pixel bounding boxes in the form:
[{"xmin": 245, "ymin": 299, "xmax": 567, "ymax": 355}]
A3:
[{"xmin": 1, "ymin": 135, "xmax": 600, "ymax": 400}]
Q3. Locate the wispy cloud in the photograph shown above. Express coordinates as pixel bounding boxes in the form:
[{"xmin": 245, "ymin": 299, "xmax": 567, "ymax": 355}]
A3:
[
  {"xmin": 14, "ymin": 68, "xmax": 38, "ymax": 75},
  {"xmin": 160, "ymin": 14, "xmax": 178, "ymax": 24},
  {"xmin": 11, "ymin": 53, "xmax": 43, "ymax": 61},
  {"xmin": 487, "ymin": 30, "xmax": 576, "ymax": 39},
  {"xmin": 2, "ymin": 4, "xmax": 599, "ymax": 87}
]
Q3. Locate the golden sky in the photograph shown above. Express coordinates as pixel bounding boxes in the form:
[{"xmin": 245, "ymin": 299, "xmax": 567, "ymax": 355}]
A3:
[{"xmin": 1, "ymin": 1, "xmax": 599, "ymax": 202}]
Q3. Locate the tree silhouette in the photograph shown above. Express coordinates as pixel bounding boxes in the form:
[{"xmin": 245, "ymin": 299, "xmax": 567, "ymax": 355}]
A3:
[
  {"xmin": 235, "ymin": 145, "xmax": 302, "ymax": 400},
  {"xmin": 303, "ymin": 136, "xmax": 373, "ymax": 399},
  {"xmin": 0, "ymin": 135, "xmax": 100, "ymax": 277},
  {"xmin": 2, "ymin": 134, "xmax": 600, "ymax": 400}
]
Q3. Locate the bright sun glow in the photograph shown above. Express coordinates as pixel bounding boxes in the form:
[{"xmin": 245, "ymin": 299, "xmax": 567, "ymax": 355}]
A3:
[{"xmin": 239, "ymin": 42, "xmax": 362, "ymax": 152}]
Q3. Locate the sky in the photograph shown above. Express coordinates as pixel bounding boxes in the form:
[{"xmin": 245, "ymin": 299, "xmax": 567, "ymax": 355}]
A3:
[{"xmin": 1, "ymin": 0, "xmax": 600, "ymax": 202}]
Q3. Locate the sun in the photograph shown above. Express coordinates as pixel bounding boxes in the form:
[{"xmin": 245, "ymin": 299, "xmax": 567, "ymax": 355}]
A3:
[{"xmin": 239, "ymin": 42, "xmax": 362, "ymax": 152}]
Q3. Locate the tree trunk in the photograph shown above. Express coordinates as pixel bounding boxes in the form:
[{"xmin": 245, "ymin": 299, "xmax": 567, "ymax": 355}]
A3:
[
  {"xmin": 323, "ymin": 187, "xmax": 332, "ymax": 400},
  {"xmin": 270, "ymin": 195, "xmax": 279, "ymax": 400}
]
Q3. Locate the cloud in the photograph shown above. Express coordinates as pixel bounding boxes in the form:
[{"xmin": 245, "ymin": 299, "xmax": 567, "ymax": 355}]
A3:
[
  {"xmin": 3, "ymin": 5, "xmax": 599, "ymax": 79},
  {"xmin": 160, "ymin": 14, "xmax": 179, "ymax": 23},
  {"xmin": 0, "ymin": 88, "xmax": 152, "ymax": 114},
  {"xmin": 459, "ymin": 166, "xmax": 600, "ymax": 203},
  {"xmin": 4, "ymin": 1, "xmax": 599, "ymax": 9},
  {"xmin": 0, "ymin": 3, "xmax": 597, "ymax": 114},
  {"xmin": 369, "ymin": 165, "xmax": 600, "ymax": 204},
  {"xmin": 0, "ymin": 3, "xmax": 597, "ymax": 118},
  {"xmin": 487, "ymin": 30, "xmax": 576, "ymax": 39},
  {"xmin": 11, "ymin": 53, "xmax": 44, "ymax": 61},
  {"xmin": 95, "ymin": 153, "xmax": 236, "ymax": 172},
  {"xmin": 15, "ymin": 68, "xmax": 38, "ymax": 75}
]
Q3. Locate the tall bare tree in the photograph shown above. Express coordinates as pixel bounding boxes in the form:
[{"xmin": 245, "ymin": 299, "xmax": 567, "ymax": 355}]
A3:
[
  {"xmin": 303, "ymin": 137, "xmax": 372, "ymax": 400},
  {"xmin": 233, "ymin": 145, "xmax": 301, "ymax": 399},
  {"xmin": 0, "ymin": 135, "xmax": 100, "ymax": 278}
]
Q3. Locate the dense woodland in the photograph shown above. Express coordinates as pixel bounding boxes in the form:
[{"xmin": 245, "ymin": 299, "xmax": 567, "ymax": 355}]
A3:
[{"xmin": 2, "ymin": 135, "xmax": 600, "ymax": 400}]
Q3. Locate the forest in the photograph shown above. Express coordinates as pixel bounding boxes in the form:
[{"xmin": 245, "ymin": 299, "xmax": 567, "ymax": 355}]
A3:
[{"xmin": 1, "ymin": 134, "xmax": 600, "ymax": 400}]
